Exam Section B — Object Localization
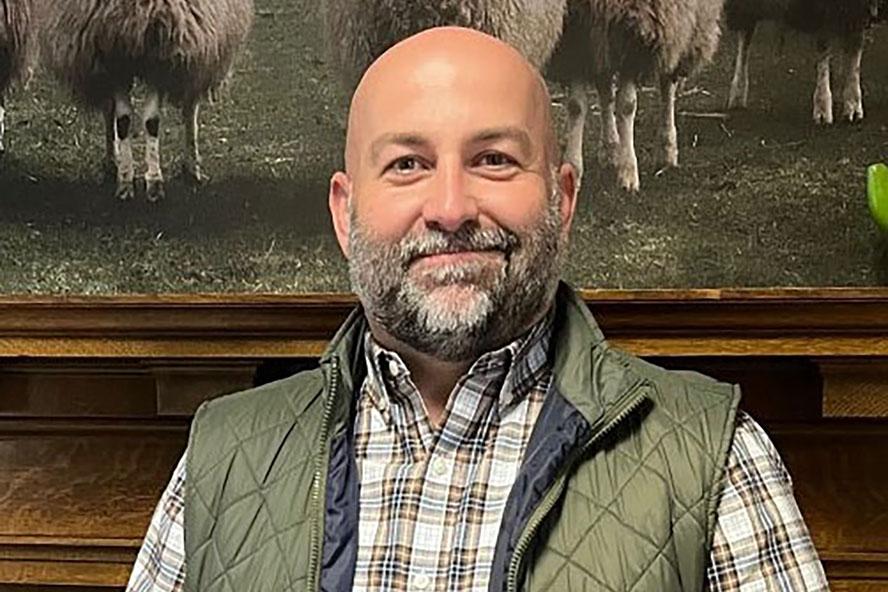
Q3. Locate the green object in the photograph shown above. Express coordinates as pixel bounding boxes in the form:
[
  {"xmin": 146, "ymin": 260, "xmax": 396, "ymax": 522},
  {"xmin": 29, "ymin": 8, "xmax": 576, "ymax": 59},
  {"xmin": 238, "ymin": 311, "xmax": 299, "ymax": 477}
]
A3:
[
  {"xmin": 868, "ymin": 163, "xmax": 888, "ymax": 231},
  {"xmin": 184, "ymin": 283, "xmax": 740, "ymax": 591}
]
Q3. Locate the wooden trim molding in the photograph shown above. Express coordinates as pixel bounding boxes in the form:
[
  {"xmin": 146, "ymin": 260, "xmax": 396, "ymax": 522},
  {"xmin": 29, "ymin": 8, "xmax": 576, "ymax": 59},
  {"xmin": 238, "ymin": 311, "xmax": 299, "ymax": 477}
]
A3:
[
  {"xmin": 0, "ymin": 536, "xmax": 136, "ymax": 587},
  {"xmin": 3, "ymin": 287, "xmax": 888, "ymax": 357}
]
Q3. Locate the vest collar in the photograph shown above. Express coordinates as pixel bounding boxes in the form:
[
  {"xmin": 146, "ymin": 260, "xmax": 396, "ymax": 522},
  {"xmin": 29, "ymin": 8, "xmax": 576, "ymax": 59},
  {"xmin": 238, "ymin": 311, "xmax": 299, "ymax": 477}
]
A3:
[
  {"xmin": 550, "ymin": 281, "xmax": 648, "ymax": 429},
  {"xmin": 319, "ymin": 281, "xmax": 646, "ymax": 431}
]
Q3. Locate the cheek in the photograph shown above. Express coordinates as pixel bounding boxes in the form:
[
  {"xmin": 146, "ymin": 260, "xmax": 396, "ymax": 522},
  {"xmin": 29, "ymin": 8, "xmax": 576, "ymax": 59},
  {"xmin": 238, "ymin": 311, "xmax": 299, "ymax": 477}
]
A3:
[
  {"xmin": 353, "ymin": 191, "xmax": 422, "ymax": 242},
  {"xmin": 476, "ymin": 181, "xmax": 550, "ymax": 231}
]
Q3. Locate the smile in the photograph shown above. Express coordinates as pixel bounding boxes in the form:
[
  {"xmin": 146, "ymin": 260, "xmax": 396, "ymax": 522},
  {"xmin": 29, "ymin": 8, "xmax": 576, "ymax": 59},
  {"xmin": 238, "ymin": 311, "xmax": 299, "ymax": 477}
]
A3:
[{"xmin": 411, "ymin": 250, "xmax": 504, "ymax": 269}]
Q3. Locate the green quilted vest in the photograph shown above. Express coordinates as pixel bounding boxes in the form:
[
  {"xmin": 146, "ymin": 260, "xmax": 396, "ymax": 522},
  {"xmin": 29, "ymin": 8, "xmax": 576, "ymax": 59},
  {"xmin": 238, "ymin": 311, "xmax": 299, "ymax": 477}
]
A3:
[{"xmin": 185, "ymin": 284, "xmax": 740, "ymax": 591}]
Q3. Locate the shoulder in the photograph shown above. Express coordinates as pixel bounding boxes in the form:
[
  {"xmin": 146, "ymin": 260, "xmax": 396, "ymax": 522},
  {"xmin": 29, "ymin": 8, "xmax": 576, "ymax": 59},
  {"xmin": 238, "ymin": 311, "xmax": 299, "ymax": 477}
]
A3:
[
  {"xmin": 607, "ymin": 346, "xmax": 742, "ymax": 418},
  {"xmin": 194, "ymin": 367, "xmax": 325, "ymax": 431},
  {"xmin": 725, "ymin": 410, "xmax": 793, "ymax": 485},
  {"xmin": 188, "ymin": 368, "xmax": 326, "ymax": 476}
]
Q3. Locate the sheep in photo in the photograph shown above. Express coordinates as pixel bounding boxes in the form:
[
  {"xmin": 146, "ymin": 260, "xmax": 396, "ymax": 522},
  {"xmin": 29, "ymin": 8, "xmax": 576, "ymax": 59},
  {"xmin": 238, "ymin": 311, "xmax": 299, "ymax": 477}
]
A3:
[
  {"xmin": 324, "ymin": 0, "xmax": 567, "ymax": 90},
  {"xmin": 725, "ymin": 0, "xmax": 882, "ymax": 124},
  {"xmin": 42, "ymin": 0, "xmax": 254, "ymax": 201},
  {"xmin": 0, "ymin": 0, "xmax": 35, "ymax": 157},
  {"xmin": 548, "ymin": 0, "xmax": 726, "ymax": 193}
]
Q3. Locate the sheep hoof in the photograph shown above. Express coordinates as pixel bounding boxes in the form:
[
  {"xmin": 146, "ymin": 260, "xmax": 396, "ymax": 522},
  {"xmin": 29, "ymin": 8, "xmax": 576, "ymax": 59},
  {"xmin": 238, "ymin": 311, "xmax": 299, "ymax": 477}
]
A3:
[
  {"xmin": 146, "ymin": 178, "xmax": 165, "ymax": 202},
  {"xmin": 182, "ymin": 163, "xmax": 208, "ymax": 186},
  {"xmin": 615, "ymin": 163, "xmax": 640, "ymax": 192},
  {"xmin": 115, "ymin": 182, "xmax": 135, "ymax": 201},
  {"xmin": 659, "ymin": 149, "xmax": 679, "ymax": 170},
  {"xmin": 618, "ymin": 174, "xmax": 640, "ymax": 193},
  {"xmin": 813, "ymin": 107, "xmax": 833, "ymax": 126},
  {"xmin": 726, "ymin": 94, "xmax": 748, "ymax": 111},
  {"xmin": 842, "ymin": 105, "xmax": 864, "ymax": 124}
]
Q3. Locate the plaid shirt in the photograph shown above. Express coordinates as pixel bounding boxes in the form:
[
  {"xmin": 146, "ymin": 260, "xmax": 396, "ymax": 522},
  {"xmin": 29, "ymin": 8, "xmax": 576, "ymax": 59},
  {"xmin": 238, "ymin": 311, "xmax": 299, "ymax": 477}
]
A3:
[
  {"xmin": 352, "ymin": 318, "xmax": 552, "ymax": 591},
  {"xmin": 126, "ymin": 332, "xmax": 828, "ymax": 592}
]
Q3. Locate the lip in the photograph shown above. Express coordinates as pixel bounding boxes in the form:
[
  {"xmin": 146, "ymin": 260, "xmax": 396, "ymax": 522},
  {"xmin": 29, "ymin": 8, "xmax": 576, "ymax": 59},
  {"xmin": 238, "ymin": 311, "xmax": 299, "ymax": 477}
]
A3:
[{"xmin": 411, "ymin": 250, "xmax": 503, "ymax": 268}]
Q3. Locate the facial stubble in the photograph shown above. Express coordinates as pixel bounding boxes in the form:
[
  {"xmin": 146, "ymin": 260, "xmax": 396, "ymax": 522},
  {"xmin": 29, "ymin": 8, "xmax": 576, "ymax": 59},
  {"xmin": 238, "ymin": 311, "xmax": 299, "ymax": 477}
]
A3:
[{"xmin": 348, "ymin": 190, "xmax": 565, "ymax": 362}]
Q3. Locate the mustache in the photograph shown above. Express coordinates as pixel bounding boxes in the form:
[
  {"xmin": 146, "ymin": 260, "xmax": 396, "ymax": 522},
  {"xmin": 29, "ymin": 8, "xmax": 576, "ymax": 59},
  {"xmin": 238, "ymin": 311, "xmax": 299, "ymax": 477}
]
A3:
[{"xmin": 399, "ymin": 225, "xmax": 520, "ymax": 267}]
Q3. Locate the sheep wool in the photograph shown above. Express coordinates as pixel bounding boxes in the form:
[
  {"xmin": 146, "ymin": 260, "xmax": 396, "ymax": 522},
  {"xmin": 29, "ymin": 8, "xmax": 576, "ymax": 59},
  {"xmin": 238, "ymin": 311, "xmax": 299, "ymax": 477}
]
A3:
[
  {"xmin": 725, "ymin": 0, "xmax": 882, "ymax": 123},
  {"xmin": 1, "ymin": 0, "xmax": 36, "ymax": 155},
  {"xmin": 324, "ymin": 0, "xmax": 568, "ymax": 90},
  {"xmin": 548, "ymin": 0, "xmax": 726, "ymax": 192},
  {"xmin": 40, "ymin": 0, "xmax": 254, "ymax": 202}
]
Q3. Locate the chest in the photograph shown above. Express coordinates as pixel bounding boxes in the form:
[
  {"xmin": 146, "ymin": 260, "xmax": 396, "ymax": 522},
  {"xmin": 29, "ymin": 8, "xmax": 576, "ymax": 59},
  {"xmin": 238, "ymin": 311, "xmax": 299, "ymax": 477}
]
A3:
[{"xmin": 351, "ymin": 377, "xmax": 546, "ymax": 592}]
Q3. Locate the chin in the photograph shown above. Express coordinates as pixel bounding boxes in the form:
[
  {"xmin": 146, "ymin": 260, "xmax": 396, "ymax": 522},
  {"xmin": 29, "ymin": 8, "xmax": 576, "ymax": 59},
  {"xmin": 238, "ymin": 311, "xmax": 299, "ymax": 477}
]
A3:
[{"xmin": 416, "ymin": 284, "xmax": 493, "ymax": 333}]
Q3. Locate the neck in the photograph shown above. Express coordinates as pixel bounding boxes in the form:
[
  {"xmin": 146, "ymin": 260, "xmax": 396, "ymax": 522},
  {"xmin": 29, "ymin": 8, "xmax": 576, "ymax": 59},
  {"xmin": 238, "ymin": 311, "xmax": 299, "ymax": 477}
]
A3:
[
  {"xmin": 367, "ymin": 302, "xmax": 554, "ymax": 427},
  {"xmin": 368, "ymin": 325, "xmax": 470, "ymax": 426}
]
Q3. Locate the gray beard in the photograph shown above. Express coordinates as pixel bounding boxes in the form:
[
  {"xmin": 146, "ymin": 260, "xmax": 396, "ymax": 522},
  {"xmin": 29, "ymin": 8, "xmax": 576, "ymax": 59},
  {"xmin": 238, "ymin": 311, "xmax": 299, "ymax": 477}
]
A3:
[{"xmin": 347, "ymin": 197, "xmax": 565, "ymax": 362}]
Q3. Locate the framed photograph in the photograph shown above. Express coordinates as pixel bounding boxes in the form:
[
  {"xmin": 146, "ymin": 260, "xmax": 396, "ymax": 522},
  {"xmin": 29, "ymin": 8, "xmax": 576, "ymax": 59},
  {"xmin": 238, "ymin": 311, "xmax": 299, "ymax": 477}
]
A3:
[{"xmin": 1, "ymin": 0, "xmax": 885, "ymax": 296}]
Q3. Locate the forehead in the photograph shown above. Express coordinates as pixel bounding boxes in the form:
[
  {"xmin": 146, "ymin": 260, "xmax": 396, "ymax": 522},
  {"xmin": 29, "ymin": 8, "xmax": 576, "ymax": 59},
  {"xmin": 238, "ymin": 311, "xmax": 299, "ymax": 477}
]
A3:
[{"xmin": 352, "ymin": 53, "xmax": 547, "ymax": 157}]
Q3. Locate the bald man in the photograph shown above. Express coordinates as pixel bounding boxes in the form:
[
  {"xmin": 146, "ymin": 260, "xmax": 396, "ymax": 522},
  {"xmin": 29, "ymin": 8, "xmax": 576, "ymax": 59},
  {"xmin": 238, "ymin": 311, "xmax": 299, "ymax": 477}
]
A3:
[{"xmin": 127, "ymin": 27, "xmax": 827, "ymax": 592}]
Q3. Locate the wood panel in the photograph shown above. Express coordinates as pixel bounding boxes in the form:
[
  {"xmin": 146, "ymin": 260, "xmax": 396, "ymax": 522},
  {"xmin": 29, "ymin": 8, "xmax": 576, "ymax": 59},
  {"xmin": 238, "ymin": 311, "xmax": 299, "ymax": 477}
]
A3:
[
  {"xmin": 1, "ymin": 288, "xmax": 888, "ymax": 357},
  {"xmin": 771, "ymin": 423, "xmax": 888, "ymax": 558},
  {"xmin": 0, "ymin": 422, "xmax": 185, "ymax": 586},
  {"xmin": 820, "ymin": 360, "xmax": 888, "ymax": 418}
]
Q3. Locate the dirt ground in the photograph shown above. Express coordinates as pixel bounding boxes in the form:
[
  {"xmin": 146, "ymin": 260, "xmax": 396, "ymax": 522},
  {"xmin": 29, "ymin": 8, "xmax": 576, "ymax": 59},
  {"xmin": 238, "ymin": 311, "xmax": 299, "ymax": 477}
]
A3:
[{"xmin": 0, "ymin": 1, "xmax": 887, "ymax": 294}]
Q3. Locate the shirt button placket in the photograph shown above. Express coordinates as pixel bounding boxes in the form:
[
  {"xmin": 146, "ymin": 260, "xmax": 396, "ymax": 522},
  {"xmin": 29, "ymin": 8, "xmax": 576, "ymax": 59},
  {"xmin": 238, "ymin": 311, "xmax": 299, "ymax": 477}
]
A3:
[
  {"xmin": 412, "ymin": 572, "xmax": 431, "ymax": 591},
  {"xmin": 431, "ymin": 456, "xmax": 448, "ymax": 478}
]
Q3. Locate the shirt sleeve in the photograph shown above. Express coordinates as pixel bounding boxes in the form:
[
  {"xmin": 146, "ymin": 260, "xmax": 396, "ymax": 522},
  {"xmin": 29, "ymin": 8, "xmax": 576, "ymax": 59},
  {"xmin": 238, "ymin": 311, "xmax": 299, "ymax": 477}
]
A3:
[
  {"xmin": 705, "ymin": 411, "xmax": 829, "ymax": 591},
  {"xmin": 125, "ymin": 452, "xmax": 188, "ymax": 592}
]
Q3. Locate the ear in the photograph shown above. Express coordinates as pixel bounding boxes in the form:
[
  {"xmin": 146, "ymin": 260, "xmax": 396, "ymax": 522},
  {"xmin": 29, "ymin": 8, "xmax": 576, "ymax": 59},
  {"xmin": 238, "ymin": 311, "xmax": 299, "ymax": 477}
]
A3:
[
  {"xmin": 556, "ymin": 162, "xmax": 578, "ymax": 236},
  {"xmin": 329, "ymin": 171, "xmax": 353, "ymax": 258}
]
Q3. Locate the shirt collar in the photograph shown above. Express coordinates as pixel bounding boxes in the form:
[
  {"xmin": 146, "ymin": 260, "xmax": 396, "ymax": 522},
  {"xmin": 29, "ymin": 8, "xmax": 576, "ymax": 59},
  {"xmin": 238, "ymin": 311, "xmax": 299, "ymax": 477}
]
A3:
[{"xmin": 363, "ymin": 308, "xmax": 554, "ymax": 415}]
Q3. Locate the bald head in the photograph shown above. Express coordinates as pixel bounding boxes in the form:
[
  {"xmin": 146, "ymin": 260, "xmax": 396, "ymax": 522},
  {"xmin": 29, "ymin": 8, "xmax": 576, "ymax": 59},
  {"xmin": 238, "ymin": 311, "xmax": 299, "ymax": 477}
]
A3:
[
  {"xmin": 327, "ymin": 26, "xmax": 579, "ymax": 363},
  {"xmin": 344, "ymin": 26, "xmax": 559, "ymax": 175}
]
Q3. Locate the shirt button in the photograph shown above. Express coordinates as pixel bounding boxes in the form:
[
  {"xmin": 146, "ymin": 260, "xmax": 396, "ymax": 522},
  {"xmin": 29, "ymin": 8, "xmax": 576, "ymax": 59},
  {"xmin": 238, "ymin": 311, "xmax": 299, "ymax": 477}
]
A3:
[
  {"xmin": 387, "ymin": 359, "xmax": 400, "ymax": 377},
  {"xmin": 431, "ymin": 457, "xmax": 448, "ymax": 477},
  {"xmin": 412, "ymin": 573, "xmax": 431, "ymax": 590}
]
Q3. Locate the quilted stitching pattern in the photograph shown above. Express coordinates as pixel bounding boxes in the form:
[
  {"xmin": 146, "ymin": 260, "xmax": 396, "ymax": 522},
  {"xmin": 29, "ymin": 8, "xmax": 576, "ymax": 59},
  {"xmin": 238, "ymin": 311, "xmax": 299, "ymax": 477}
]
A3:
[
  {"xmin": 186, "ymin": 371, "xmax": 326, "ymax": 592},
  {"xmin": 522, "ymin": 366, "xmax": 738, "ymax": 592}
]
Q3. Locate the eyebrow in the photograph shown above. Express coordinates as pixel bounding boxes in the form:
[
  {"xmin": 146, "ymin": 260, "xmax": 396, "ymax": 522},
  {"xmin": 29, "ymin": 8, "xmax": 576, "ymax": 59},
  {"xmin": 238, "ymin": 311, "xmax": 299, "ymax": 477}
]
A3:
[
  {"xmin": 367, "ymin": 126, "xmax": 535, "ymax": 166},
  {"xmin": 369, "ymin": 133, "xmax": 429, "ymax": 166},
  {"xmin": 469, "ymin": 126, "xmax": 533, "ymax": 157}
]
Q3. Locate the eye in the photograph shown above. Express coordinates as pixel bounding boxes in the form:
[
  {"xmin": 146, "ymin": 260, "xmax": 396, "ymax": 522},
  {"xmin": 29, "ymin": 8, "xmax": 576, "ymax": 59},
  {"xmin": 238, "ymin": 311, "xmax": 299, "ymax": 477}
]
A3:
[
  {"xmin": 386, "ymin": 156, "xmax": 426, "ymax": 174},
  {"xmin": 477, "ymin": 152, "xmax": 518, "ymax": 168}
]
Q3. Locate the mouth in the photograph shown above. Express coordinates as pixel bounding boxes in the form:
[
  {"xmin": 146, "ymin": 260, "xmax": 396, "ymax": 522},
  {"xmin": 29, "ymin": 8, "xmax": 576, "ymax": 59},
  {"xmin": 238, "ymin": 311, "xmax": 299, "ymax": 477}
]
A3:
[{"xmin": 410, "ymin": 249, "xmax": 505, "ymax": 269}]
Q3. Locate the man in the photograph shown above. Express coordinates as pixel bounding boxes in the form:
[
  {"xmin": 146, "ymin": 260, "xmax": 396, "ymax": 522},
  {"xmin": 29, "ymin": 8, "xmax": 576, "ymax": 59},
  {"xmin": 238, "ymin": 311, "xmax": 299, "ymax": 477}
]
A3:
[{"xmin": 127, "ymin": 26, "xmax": 828, "ymax": 592}]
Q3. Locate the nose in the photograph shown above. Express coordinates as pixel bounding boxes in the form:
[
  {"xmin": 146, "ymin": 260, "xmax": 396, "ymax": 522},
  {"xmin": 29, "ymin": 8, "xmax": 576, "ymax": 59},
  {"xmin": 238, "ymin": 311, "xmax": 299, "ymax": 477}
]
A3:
[{"xmin": 421, "ymin": 160, "xmax": 479, "ymax": 232}]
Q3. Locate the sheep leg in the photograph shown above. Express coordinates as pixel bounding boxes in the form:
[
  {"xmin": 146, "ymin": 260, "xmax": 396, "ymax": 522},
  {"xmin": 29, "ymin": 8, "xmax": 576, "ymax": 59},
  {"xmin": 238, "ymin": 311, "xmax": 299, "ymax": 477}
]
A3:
[
  {"xmin": 659, "ymin": 75, "xmax": 679, "ymax": 169},
  {"xmin": 727, "ymin": 27, "xmax": 755, "ymax": 110},
  {"xmin": 813, "ymin": 37, "xmax": 833, "ymax": 125},
  {"xmin": 103, "ymin": 100, "xmax": 117, "ymax": 182},
  {"xmin": 112, "ymin": 92, "xmax": 135, "ymax": 200},
  {"xmin": 183, "ymin": 99, "xmax": 205, "ymax": 184},
  {"xmin": 839, "ymin": 31, "xmax": 864, "ymax": 123},
  {"xmin": 615, "ymin": 77, "xmax": 640, "ymax": 192},
  {"xmin": 565, "ymin": 80, "xmax": 587, "ymax": 185},
  {"xmin": 595, "ymin": 74, "xmax": 619, "ymax": 170},
  {"xmin": 0, "ymin": 93, "xmax": 6, "ymax": 157},
  {"xmin": 144, "ymin": 90, "xmax": 165, "ymax": 202}
]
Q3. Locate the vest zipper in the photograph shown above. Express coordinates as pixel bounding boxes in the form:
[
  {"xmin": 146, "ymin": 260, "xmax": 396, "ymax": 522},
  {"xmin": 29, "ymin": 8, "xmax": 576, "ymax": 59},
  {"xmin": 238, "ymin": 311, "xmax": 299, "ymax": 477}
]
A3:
[
  {"xmin": 308, "ymin": 355, "xmax": 340, "ymax": 591},
  {"xmin": 505, "ymin": 380, "xmax": 650, "ymax": 592}
]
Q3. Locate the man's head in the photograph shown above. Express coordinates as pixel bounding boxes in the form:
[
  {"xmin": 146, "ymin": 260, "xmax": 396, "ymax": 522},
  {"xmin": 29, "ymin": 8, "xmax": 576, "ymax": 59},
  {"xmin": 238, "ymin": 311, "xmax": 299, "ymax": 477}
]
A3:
[{"xmin": 329, "ymin": 26, "xmax": 578, "ymax": 362}]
